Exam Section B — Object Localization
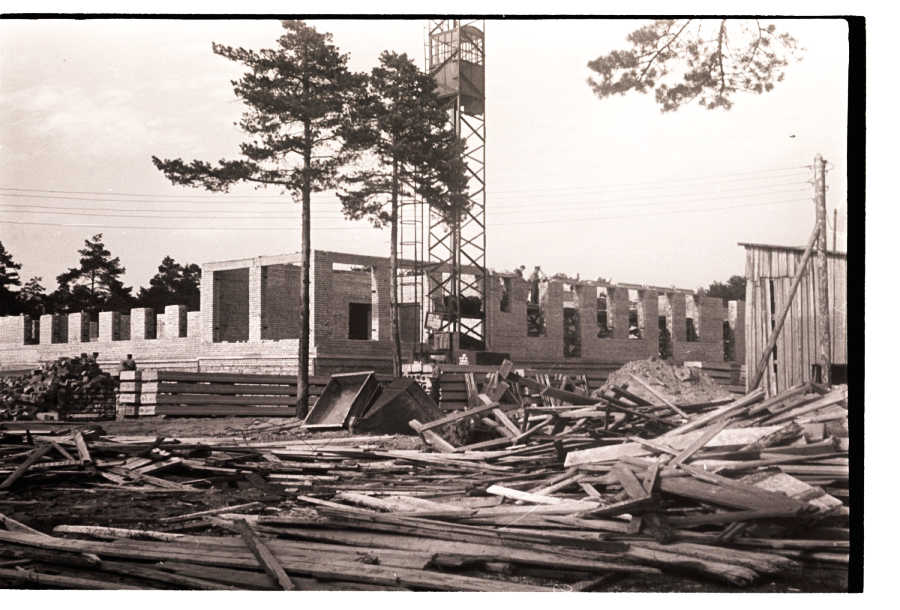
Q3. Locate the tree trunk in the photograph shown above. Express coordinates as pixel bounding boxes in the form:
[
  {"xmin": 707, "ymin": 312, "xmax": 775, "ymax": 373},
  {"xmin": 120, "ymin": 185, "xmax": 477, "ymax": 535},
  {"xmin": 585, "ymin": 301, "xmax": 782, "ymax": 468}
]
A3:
[
  {"xmin": 390, "ymin": 158, "xmax": 402, "ymax": 377},
  {"xmin": 296, "ymin": 127, "xmax": 312, "ymax": 419}
]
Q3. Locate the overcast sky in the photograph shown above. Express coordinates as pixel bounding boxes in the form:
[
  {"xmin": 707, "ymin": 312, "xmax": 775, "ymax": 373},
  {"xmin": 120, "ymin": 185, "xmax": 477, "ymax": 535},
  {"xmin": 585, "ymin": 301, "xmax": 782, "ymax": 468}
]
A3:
[{"xmin": 0, "ymin": 17, "xmax": 848, "ymax": 292}]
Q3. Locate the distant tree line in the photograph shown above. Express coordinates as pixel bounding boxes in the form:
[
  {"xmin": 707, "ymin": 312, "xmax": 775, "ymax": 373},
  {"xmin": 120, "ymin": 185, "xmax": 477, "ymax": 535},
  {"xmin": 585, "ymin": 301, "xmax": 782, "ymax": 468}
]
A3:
[{"xmin": 0, "ymin": 235, "xmax": 200, "ymax": 318}]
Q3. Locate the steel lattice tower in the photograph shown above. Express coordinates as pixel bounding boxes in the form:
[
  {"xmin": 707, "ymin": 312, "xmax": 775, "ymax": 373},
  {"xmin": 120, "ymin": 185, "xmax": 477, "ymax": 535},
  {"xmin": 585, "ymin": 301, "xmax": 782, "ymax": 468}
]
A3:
[
  {"xmin": 427, "ymin": 19, "xmax": 487, "ymax": 354},
  {"xmin": 397, "ymin": 19, "xmax": 487, "ymax": 360}
]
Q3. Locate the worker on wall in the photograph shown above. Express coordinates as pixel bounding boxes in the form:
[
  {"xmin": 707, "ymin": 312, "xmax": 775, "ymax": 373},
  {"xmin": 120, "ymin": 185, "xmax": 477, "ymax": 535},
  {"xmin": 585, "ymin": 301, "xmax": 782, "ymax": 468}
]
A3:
[{"xmin": 120, "ymin": 354, "xmax": 137, "ymax": 373}]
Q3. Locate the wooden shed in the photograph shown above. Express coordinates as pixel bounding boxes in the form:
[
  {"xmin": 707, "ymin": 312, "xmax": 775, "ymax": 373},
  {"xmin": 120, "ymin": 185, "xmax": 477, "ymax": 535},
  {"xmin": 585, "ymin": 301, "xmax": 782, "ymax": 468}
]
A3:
[{"xmin": 741, "ymin": 242, "xmax": 847, "ymax": 396}]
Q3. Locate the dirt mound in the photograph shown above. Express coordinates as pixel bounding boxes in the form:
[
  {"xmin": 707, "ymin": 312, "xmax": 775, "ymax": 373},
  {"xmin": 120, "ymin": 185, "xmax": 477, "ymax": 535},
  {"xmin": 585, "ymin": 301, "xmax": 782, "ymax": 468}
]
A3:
[{"xmin": 601, "ymin": 358, "xmax": 732, "ymax": 405}]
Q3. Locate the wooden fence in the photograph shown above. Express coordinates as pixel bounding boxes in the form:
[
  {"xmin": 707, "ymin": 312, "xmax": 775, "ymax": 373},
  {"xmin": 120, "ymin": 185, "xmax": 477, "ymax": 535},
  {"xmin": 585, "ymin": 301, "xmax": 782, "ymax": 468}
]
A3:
[{"xmin": 118, "ymin": 371, "xmax": 330, "ymax": 417}]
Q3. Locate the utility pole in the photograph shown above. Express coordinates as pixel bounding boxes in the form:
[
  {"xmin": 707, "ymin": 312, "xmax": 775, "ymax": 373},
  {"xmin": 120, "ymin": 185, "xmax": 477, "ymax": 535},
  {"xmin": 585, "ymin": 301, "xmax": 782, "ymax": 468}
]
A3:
[
  {"xmin": 832, "ymin": 208, "xmax": 837, "ymax": 251},
  {"xmin": 813, "ymin": 154, "xmax": 831, "ymax": 385}
]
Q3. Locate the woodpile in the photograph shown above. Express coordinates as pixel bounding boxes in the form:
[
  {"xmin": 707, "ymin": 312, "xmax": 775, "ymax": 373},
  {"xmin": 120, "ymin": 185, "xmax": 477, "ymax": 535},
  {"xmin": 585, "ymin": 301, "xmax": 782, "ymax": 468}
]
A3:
[
  {"xmin": 0, "ymin": 361, "xmax": 849, "ymax": 590},
  {"xmin": 0, "ymin": 354, "xmax": 115, "ymax": 421}
]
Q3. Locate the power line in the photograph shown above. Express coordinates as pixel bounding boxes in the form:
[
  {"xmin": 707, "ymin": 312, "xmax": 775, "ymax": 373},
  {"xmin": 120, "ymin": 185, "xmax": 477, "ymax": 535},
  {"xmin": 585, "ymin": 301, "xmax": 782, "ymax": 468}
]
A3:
[
  {"xmin": 493, "ymin": 198, "xmax": 810, "ymax": 226},
  {"xmin": 0, "ymin": 165, "xmax": 811, "ymax": 201},
  {"xmin": 482, "ymin": 167, "xmax": 810, "ymax": 195},
  {"xmin": 0, "ymin": 186, "xmax": 811, "ymax": 221},
  {"xmin": 0, "ymin": 197, "xmax": 808, "ymax": 231},
  {"xmin": 0, "ymin": 183, "xmax": 810, "ymax": 216},
  {"xmin": 0, "ymin": 175, "xmax": 809, "ymax": 205}
]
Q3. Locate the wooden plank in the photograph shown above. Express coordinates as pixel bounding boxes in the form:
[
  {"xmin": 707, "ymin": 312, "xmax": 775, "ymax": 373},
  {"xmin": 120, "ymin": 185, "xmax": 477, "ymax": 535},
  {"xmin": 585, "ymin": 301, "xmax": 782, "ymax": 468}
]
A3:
[
  {"xmin": 0, "ymin": 512, "xmax": 48, "ymax": 537},
  {"xmin": 765, "ymin": 387, "xmax": 847, "ymax": 424},
  {"xmin": 504, "ymin": 372, "xmax": 596, "ymax": 405},
  {"xmin": 408, "ymin": 419, "xmax": 456, "ymax": 453},
  {"xmin": 0, "ymin": 443, "xmax": 52, "ymax": 490},
  {"xmin": 642, "ymin": 461, "xmax": 660, "ymax": 494},
  {"xmin": 142, "ymin": 394, "xmax": 297, "ymax": 405},
  {"xmin": 485, "ymin": 484, "xmax": 570, "ymax": 505},
  {"xmin": 774, "ymin": 279, "xmax": 788, "ymax": 390},
  {"xmin": 612, "ymin": 463, "xmax": 648, "ymax": 500},
  {"xmin": 668, "ymin": 418, "xmax": 731, "ymax": 468},
  {"xmin": 658, "ymin": 474, "xmax": 801, "ymax": 512},
  {"xmin": 154, "ymin": 405, "xmax": 296, "ymax": 417},
  {"xmin": 73, "ymin": 431, "xmax": 92, "ymax": 466},
  {"xmin": 158, "ymin": 561, "xmax": 404, "ymax": 591},
  {"xmin": 791, "ymin": 270, "xmax": 803, "ymax": 386},
  {"xmin": 579, "ymin": 482, "xmax": 603, "ymax": 498},
  {"xmin": 491, "ymin": 408, "xmax": 522, "ymax": 436},
  {"xmin": 666, "ymin": 508, "xmax": 802, "ymax": 527},
  {"xmin": 744, "ymin": 279, "xmax": 755, "ymax": 390},
  {"xmin": 579, "ymin": 496, "xmax": 653, "ymax": 518},
  {"xmin": 416, "ymin": 400, "xmax": 506, "ymax": 432},
  {"xmin": 142, "ymin": 371, "xmax": 330, "ymax": 385},
  {"xmin": 566, "ymin": 424, "xmax": 782, "ymax": 467},
  {"xmin": 140, "ymin": 382, "xmax": 299, "ymax": 395},
  {"xmin": 160, "ymin": 502, "xmax": 264, "ymax": 523},
  {"xmin": 0, "ymin": 566, "xmax": 142, "ymax": 590},
  {"xmin": 234, "ymin": 519, "xmax": 295, "ymax": 590},
  {"xmin": 0, "ymin": 530, "xmax": 550, "ymax": 592},
  {"xmin": 254, "ymin": 522, "xmax": 652, "ymax": 576},
  {"xmin": 463, "ymin": 373, "xmax": 480, "ymax": 408},
  {"xmin": 660, "ymin": 388, "xmax": 764, "ymax": 439},
  {"xmin": 627, "ymin": 375, "xmax": 688, "ymax": 418}
]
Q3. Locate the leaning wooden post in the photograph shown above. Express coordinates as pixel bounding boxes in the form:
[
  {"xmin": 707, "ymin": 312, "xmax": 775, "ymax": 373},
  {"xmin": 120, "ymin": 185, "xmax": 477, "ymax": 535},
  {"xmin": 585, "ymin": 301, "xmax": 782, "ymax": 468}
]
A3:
[{"xmin": 748, "ymin": 220, "xmax": 822, "ymax": 393}]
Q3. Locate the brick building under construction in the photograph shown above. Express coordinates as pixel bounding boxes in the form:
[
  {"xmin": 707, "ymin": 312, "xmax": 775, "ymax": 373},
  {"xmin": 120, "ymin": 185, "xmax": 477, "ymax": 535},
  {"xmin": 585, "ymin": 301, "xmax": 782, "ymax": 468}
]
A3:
[{"xmin": 0, "ymin": 249, "xmax": 744, "ymax": 377}]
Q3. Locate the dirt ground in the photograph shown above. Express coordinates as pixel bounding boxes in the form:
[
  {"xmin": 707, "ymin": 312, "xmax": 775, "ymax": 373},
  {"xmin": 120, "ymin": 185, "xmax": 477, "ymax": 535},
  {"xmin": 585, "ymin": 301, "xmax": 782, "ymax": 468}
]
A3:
[{"xmin": 0, "ymin": 416, "xmax": 847, "ymax": 592}]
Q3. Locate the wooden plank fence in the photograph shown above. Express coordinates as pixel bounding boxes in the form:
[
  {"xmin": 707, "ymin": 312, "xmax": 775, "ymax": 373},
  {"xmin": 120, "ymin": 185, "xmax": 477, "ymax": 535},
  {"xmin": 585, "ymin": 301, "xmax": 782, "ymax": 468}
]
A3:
[{"xmin": 117, "ymin": 371, "xmax": 330, "ymax": 417}]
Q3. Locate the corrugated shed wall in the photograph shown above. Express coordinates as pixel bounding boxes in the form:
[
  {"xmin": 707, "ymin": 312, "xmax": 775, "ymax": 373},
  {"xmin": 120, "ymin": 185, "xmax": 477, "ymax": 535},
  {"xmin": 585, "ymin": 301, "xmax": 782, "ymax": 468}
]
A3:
[{"xmin": 744, "ymin": 245, "xmax": 847, "ymax": 395}]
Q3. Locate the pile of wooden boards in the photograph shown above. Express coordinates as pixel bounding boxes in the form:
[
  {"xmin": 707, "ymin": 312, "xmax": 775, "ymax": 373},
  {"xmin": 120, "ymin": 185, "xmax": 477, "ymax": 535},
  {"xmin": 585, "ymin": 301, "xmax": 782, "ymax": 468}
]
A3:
[
  {"xmin": 117, "ymin": 371, "xmax": 331, "ymax": 417},
  {"xmin": 0, "ymin": 367, "xmax": 850, "ymax": 590},
  {"xmin": 432, "ymin": 363, "xmax": 623, "ymax": 412}
]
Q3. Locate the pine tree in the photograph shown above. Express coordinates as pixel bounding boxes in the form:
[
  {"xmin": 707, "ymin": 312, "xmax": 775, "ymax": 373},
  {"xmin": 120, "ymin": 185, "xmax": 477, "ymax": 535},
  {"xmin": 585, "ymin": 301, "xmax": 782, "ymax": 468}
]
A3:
[
  {"xmin": 53, "ymin": 234, "xmax": 133, "ymax": 313},
  {"xmin": 19, "ymin": 277, "xmax": 47, "ymax": 317},
  {"xmin": 152, "ymin": 21, "xmax": 364, "ymax": 417},
  {"xmin": 339, "ymin": 51, "xmax": 468, "ymax": 375},
  {"xmin": 137, "ymin": 256, "xmax": 201, "ymax": 314},
  {"xmin": 587, "ymin": 19, "xmax": 801, "ymax": 112},
  {"xmin": 0, "ymin": 241, "xmax": 23, "ymax": 315}
]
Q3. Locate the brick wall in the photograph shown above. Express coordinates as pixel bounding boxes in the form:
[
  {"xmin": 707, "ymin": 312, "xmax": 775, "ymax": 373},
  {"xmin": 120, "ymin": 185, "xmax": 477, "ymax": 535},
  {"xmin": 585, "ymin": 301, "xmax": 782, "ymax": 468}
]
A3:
[
  {"xmin": 311, "ymin": 250, "xmax": 400, "ymax": 364},
  {"xmin": 98, "ymin": 311, "xmax": 119, "ymax": 343},
  {"xmin": 163, "ymin": 305, "xmax": 187, "ymax": 339},
  {"xmin": 66, "ymin": 312, "xmax": 90, "ymax": 344},
  {"xmin": 131, "ymin": 308, "xmax": 155, "ymax": 340},
  {"xmin": 673, "ymin": 295, "xmax": 725, "ymax": 362},
  {"xmin": 0, "ymin": 316, "xmax": 25, "ymax": 344},
  {"xmin": 213, "ymin": 267, "xmax": 249, "ymax": 342},
  {"xmin": 0, "ymin": 249, "xmax": 745, "ymax": 374},
  {"xmin": 261, "ymin": 263, "xmax": 301, "ymax": 340}
]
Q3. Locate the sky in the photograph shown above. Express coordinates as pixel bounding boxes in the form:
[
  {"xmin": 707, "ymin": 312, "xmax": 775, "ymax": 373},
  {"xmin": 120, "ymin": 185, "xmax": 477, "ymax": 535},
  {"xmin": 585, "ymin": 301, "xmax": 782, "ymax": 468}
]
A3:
[{"xmin": 0, "ymin": 17, "xmax": 849, "ymax": 293}]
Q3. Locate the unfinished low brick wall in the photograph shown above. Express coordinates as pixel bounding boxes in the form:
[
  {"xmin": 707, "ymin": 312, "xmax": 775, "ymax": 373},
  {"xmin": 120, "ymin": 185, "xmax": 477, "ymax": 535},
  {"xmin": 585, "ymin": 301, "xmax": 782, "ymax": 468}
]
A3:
[
  {"xmin": 485, "ymin": 274, "xmax": 743, "ymax": 366},
  {"xmin": 0, "ymin": 249, "xmax": 745, "ymax": 377}
]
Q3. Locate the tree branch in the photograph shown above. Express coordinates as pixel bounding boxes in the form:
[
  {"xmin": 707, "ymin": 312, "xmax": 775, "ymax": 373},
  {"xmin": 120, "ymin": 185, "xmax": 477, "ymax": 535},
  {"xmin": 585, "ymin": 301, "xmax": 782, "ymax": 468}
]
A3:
[
  {"xmin": 638, "ymin": 19, "xmax": 693, "ymax": 83},
  {"xmin": 716, "ymin": 20, "xmax": 727, "ymax": 98}
]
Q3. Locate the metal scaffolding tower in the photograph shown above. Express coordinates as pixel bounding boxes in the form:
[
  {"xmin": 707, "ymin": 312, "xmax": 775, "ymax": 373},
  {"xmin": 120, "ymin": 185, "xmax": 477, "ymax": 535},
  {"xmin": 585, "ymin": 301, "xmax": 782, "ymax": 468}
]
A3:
[
  {"xmin": 397, "ymin": 177, "xmax": 425, "ymax": 353},
  {"xmin": 396, "ymin": 19, "xmax": 487, "ymax": 360},
  {"xmin": 425, "ymin": 19, "xmax": 487, "ymax": 355}
]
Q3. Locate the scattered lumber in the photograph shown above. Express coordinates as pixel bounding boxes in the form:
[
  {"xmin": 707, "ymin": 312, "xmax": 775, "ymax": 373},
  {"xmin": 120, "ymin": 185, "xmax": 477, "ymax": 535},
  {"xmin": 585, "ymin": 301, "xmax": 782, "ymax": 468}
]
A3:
[{"xmin": 0, "ymin": 358, "xmax": 850, "ymax": 591}]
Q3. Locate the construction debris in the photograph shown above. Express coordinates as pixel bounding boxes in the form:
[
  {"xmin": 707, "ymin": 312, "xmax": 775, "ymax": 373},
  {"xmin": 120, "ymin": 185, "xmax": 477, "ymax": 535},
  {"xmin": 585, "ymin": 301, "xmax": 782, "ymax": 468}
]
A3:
[
  {"xmin": 601, "ymin": 358, "xmax": 734, "ymax": 405},
  {"xmin": 0, "ymin": 359, "xmax": 849, "ymax": 590}
]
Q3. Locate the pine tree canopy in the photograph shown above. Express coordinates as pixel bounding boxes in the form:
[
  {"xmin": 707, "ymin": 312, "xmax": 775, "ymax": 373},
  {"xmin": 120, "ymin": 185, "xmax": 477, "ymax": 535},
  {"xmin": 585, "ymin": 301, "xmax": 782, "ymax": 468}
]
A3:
[{"xmin": 587, "ymin": 19, "xmax": 802, "ymax": 112}]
